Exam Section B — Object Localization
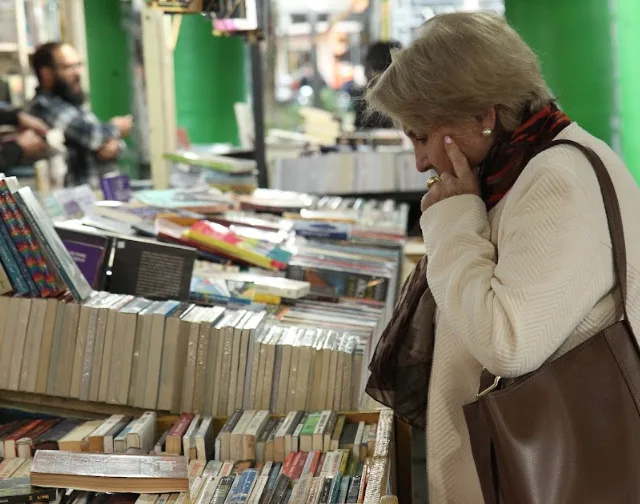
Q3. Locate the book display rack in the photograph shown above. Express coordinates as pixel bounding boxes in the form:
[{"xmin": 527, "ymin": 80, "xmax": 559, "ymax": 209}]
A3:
[{"xmin": 0, "ymin": 172, "xmax": 412, "ymax": 502}]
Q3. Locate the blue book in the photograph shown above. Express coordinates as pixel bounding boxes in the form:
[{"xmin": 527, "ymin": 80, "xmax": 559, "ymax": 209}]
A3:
[{"xmin": 227, "ymin": 469, "xmax": 258, "ymax": 503}]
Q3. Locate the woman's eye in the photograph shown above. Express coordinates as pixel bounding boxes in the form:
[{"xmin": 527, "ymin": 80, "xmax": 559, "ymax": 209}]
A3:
[{"xmin": 416, "ymin": 137, "xmax": 427, "ymax": 145}]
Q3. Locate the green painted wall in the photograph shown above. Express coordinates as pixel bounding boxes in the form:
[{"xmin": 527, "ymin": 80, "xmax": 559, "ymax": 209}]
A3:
[
  {"xmin": 83, "ymin": 0, "xmax": 132, "ymax": 120},
  {"xmin": 505, "ymin": 0, "xmax": 615, "ymax": 146},
  {"xmin": 174, "ymin": 15, "xmax": 248, "ymax": 146},
  {"xmin": 612, "ymin": 0, "xmax": 640, "ymax": 180}
]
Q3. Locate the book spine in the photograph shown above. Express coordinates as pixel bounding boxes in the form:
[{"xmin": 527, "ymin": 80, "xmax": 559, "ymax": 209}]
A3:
[
  {"xmin": 0, "ymin": 488, "xmax": 57, "ymax": 504},
  {"xmin": 0, "ymin": 180, "xmax": 57, "ymax": 295}
]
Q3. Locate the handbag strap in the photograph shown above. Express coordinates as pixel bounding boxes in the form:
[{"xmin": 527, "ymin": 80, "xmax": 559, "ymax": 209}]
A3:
[{"xmin": 543, "ymin": 140, "xmax": 629, "ymax": 322}]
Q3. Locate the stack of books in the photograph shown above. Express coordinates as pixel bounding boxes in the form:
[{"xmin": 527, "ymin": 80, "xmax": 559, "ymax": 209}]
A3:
[
  {"xmin": 164, "ymin": 150, "xmax": 259, "ymax": 194},
  {"xmin": 0, "ymin": 299, "xmax": 372, "ymax": 413},
  {"xmin": 271, "ymin": 149, "xmax": 427, "ymax": 195}
]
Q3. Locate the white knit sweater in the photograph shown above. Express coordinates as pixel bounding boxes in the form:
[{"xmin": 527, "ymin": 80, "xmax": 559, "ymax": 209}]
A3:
[{"xmin": 420, "ymin": 123, "xmax": 640, "ymax": 503}]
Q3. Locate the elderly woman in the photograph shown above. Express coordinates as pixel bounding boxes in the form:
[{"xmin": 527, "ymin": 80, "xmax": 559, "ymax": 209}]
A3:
[{"xmin": 366, "ymin": 12, "xmax": 640, "ymax": 503}]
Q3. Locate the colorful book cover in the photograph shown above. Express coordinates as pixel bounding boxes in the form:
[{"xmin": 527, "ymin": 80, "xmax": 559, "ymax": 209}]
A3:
[
  {"xmin": 190, "ymin": 277, "xmax": 254, "ymax": 305},
  {"xmin": 0, "ymin": 213, "xmax": 31, "ymax": 295},
  {"xmin": 186, "ymin": 221, "xmax": 289, "ymax": 271},
  {"xmin": 0, "ymin": 181, "xmax": 45, "ymax": 295},
  {"xmin": 14, "ymin": 187, "xmax": 93, "ymax": 301}
]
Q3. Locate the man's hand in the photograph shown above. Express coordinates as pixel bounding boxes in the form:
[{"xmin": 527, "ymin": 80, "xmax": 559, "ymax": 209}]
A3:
[
  {"xmin": 96, "ymin": 138, "xmax": 120, "ymax": 162},
  {"xmin": 17, "ymin": 112, "xmax": 49, "ymax": 137},
  {"xmin": 16, "ymin": 129, "xmax": 48, "ymax": 159},
  {"xmin": 421, "ymin": 136, "xmax": 481, "ymax": 212},
  {"xmin": 110, "ymin": 114, "xmax": 133, "ymax": 137}
]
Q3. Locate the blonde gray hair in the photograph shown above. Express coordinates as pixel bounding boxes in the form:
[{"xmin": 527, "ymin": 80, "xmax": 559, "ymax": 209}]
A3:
[{"xmin": 365, "ymin": 12, "xmax": 553, "ymax": 133}]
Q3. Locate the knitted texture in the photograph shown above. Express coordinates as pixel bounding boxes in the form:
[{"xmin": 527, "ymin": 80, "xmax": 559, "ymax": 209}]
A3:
[{"xmin": 420, "ymin": 123, "xmax": 640, "ymax": 503}]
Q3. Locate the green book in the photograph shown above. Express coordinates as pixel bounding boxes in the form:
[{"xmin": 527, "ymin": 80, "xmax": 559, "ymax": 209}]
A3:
[{"xmin": 301, "ymin": 413, "xmax": 322, "ymax": 437}]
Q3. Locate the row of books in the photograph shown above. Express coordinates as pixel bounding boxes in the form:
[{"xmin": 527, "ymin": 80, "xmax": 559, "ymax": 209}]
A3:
[
  {"xmin": 271, "ymin": 150, "xmax": 427, "ymax": 195},
  {"xmin": 0, "ymin": 449, "xmax": 390, "ymax": 503},
  {"xmin": 0, "ymin": 409, "xmax": 394, "ymax": 501},
  {"xmin": 0, "ymin": 296, "xmax": 370, "ymax": 414},
  {"xmin": 0, "ymin": 410, "xmax": 388, "ymax": 464}
]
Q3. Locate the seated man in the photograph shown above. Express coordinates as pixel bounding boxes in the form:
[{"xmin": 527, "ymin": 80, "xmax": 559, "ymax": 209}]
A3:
[
  {"xmin": 27, "ymin": 42, "xmax": 133, "ymax": 187},
  {"xmin": 0, "ymin": 103, "xmax": 50, "ymax": 170}
]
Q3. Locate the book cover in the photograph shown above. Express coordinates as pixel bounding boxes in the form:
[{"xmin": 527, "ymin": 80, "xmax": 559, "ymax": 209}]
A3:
[
  {"xmin": 108, "ymin": 236, "xmax": 196, "ymax": 301},
  {"xmin": 185, "ymin": 221, "xmax": 288, "ymax": 271},
  {"xmin": 100, "ymin": 172, "xmax": 132, "ymax": 202},
  {"xmin": 0, "ymin": 178, "xmax": 57, "ymax": 296},
  {"xmin": 0, "ymin": 216, "xmax": 31, "ymax": 294},
  {"xmin": 56, "ymin": 226, "xmax": 112, "ymax": 290},
  {"xmin": 190, "ymin": 277, "xmax": 254, "ymax": 306},
  {"xmin": 13, "ymin": 186, "xmax": 92, "ymax": 301}
]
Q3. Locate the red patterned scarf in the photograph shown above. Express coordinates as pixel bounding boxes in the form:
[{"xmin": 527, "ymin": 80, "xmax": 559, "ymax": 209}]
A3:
[
  {"xmin": 366, "ymin": 102, "xmax": 572, "ymax": 428},
  {"xmin": 480, "ymin": 103, "xmax": 571, "ymax": 209}
]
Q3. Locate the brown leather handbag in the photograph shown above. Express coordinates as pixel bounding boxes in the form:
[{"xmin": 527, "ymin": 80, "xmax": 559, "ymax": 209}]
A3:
[{"xmin": 464, "ymin": 139, "xmax": 640, "ymax": 504}]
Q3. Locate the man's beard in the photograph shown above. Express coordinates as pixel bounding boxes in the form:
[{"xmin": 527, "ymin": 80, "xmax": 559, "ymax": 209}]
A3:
[{"xmin": 52, "ymin": 76, "xmax": 85, "ymax": 106}]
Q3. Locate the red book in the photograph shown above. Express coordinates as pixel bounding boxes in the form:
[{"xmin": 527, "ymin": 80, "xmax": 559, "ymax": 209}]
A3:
[
  {"xmin": 282, "ymin": 451, "xmax": 296, "ymax": 477},
  {"xmin": 314, "ymin": 453, "xmax": 326, "ymax": 477},
  {"xmin": 166, "ymin": 413, "xmax": 194, "ymax": 455},
  {"xmin": 307, "ymin": 450, "xmax": 323, "ymax": 477},
  {"xmin": 288, "ymin": 451, "xmax": 308, "ymax": 481},
  {"xmin": 4, "ymin": 419, "xmax": 43, "ymax": 459}
]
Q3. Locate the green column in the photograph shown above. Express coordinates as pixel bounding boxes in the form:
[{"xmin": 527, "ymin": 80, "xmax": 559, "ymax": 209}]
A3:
[
  {"xmin": 612, "ymin": 0, "xmax": 640, "ymax": 181},
  {"xmin": 83, "ymin": 0, "xmax": 132, "ymax": 120},
  {"xmin": 83, "ymin": 0, "xmax": 136, "ymax": 176},
  {"xmin": 505, "ymin": 0, "xmax": 615, "ymax": 146},
  {"xmin": 173, "ymin": 15, "xmax": 248, "ymax": 146}
]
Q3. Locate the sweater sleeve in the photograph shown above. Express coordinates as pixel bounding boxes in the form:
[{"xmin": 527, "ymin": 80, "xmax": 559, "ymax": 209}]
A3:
[{"xmin": 421, "ymin": 156, "xmax": 614, "ymax": 377}]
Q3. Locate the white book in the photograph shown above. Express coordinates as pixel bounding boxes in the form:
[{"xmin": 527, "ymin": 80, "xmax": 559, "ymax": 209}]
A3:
[
  {"xmin": 195, "ymin": 417, "xmax": 214, "ymax": 461},
  {"xmin": 352, "ymin": 422, "xmax": 365, "ymax": 459},
  {"xmin": 242, "ymin": 410, "xmax": 270, "ymax": 460},
  {"xmin": 126, "ymin": 411, "xmax": 156, "ymax": 453},
  {"xmin": 114, "ymin": 420, "xmax": 136, "ymax": 453},
  {"xmin": 229, "ymin": 411, "xmax": 256, "ymax": 461},
  {"xmin": 202, "ymin": 460, "xmax": 223, "ymax": 480},
  {"xmin": 90, "ymin": 414, "xmax": 125, "ymax": 439},
  {"xmin": 183, "ymin": 415, "xmax": 201, "ymax": 460}
]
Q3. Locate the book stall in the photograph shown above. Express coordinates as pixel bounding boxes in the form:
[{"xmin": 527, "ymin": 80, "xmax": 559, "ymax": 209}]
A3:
[{"xmin": 0, "ymin": 158, "xmax": 410, "ymax": 502}]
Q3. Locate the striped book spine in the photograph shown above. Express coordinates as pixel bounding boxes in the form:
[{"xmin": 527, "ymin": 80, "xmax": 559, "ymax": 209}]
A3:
[
  {"xmin": 0, "ymin": 191, "xmax": 37, "ymax": 296},
  {"xmin": 0, "ymin": 179, "xmax": 58, "ymax": 296}
]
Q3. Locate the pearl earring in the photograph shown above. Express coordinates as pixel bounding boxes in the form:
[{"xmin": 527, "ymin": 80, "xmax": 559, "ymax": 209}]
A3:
[{"xmin": 482, "ymin": 128, "xmax": 492, "ymax": 137}]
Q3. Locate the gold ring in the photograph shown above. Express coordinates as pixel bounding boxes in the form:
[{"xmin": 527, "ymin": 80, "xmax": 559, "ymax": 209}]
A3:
[{"xmin": 426, "ymin": 175, "xmax": 441, "ymax": 190}]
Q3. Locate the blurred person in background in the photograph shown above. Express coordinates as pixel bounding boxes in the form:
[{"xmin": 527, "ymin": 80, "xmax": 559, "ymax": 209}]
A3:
[
  {"xmin": 0, "ymin": 103, "xmax": 49, "ymax": 171},
  {"xmin": 27, "ymin": 42, "xmax": 133, "ymax": 187},
  {"xmin": 352, "ymin": 40, "xmax": 402, "ymax": 129}
]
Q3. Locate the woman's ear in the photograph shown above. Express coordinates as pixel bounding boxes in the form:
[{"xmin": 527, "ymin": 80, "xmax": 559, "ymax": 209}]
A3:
[{"xmin": 478, "ymin": 108, "xmax": 497, "ymax": 131}]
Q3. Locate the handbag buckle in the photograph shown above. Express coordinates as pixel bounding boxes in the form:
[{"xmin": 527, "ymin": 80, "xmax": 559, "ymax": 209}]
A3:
[{"xmin": 476, "ymin": 370, "xmax": 502, "ymax": 398}]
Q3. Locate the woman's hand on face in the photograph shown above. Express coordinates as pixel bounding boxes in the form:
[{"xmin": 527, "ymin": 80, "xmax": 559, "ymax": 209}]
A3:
[{"xmin": 421, "ymin": 136, "xmax": 481, "ymax": 212}]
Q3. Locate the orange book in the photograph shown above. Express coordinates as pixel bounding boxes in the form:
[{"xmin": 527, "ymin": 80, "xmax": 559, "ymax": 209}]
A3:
[{"xmin": 281, "ymin": 451, "xmax": 297, "ymax": 477}]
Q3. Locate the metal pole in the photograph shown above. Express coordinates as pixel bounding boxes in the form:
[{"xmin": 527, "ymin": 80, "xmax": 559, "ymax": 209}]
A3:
[
  {"xmin": 250, "ymin": 40, "xmax": 268, "ymax": 188},
  {"xmin": 309, "ymin": 9, "xmax": 321, "ymax": 108}
]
